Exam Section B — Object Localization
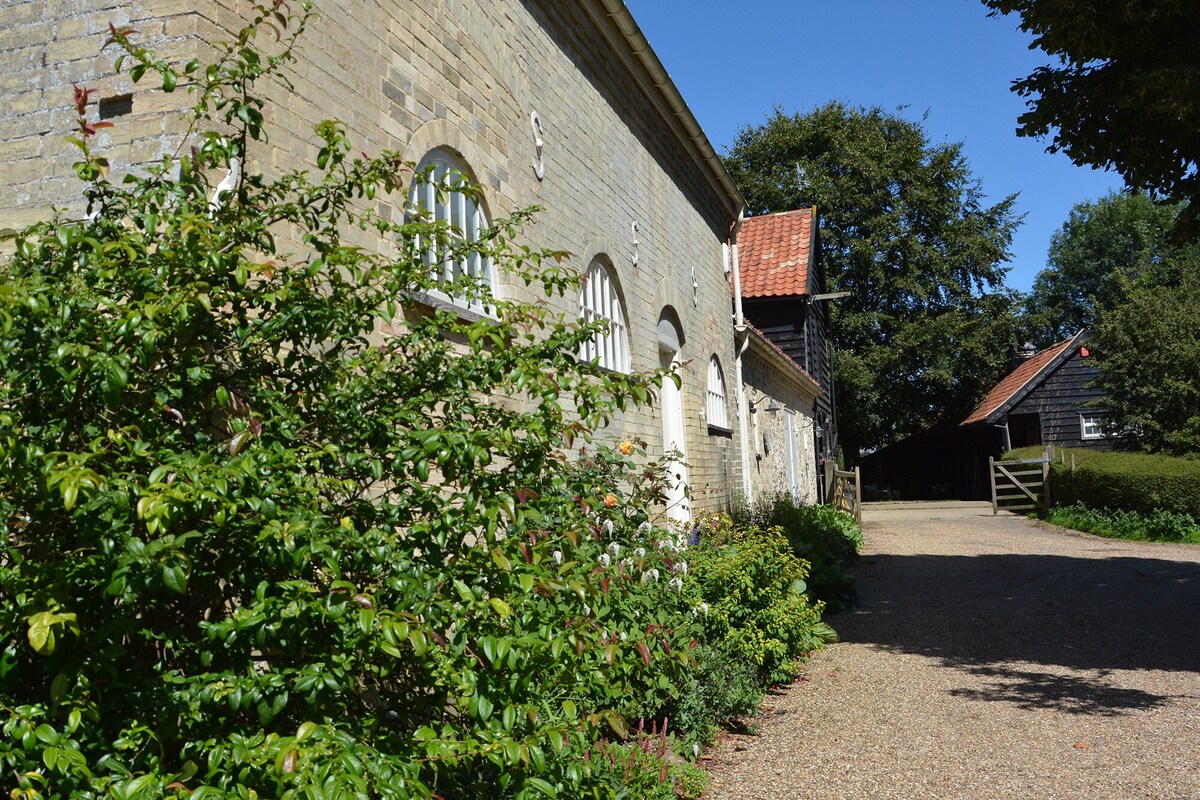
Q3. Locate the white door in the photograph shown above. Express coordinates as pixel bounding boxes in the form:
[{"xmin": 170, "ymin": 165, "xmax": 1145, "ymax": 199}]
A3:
[{"xmin": 660, "ymin": 348, "xmax": 690, "ymax": 524}]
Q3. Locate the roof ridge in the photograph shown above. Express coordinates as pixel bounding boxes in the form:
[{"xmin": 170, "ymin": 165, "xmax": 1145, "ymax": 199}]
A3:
[{"xmin": 961, "ymin": 333, "xmax": 1082, "ymax": 426}]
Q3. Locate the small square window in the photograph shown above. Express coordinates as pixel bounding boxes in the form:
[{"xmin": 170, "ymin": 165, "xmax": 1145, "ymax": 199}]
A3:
[{"xmin": 1080, "ymin": 414, "xmax": 1105, "ymax": 439}]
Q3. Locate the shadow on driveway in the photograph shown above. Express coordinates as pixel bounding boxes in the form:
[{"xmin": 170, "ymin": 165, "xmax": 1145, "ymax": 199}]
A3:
[{"xmin": 837, "ymin": 551, "xmax": 1200, "ymax": 714}]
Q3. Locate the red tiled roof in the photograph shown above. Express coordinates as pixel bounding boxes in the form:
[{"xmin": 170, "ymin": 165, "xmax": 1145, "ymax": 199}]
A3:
[
  {"xmin": 961, "ymin": 335, "xmax": 1080, "ymax": 426},
  {"xmin": 738, "ymin": 209, "xmax": 814, "ymax": 298}
]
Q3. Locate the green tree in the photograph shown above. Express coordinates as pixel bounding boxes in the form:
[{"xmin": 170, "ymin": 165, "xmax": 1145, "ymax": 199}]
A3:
[
  {"xmin": 724, "ymin": 103, "xmax": 1022, "ymax": 460},
  {"xmin": 1024, "ymin": 191, "xmax": 1200, "ymax": 345},
  {"xmin": 982, "ymin": 0, "xmax": 1200, "ymax": 240},
  {"xmin": 1091, "ymin": 273, "xmax": 1200, "ymax": 457},
  {"xmin": 0, "ymin": 8, "xmax": 718, "ymax": 799}
]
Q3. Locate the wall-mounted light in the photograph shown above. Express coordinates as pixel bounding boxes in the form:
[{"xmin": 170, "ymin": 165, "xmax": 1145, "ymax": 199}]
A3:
[{"xmin": 765, "ymin": 400, "xmax": 781, "ymax": 413}]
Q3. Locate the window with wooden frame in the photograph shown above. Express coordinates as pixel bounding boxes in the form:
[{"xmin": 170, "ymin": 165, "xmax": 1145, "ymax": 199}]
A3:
[
  {"xmin": 706, "ymin": 355, "xmax": 730, "ymax": 432},
  {"xmin": 407, "ymin": 149, "xmax": 494, "ymax": 315},
  {"xmin": 1080, "ymin": 413, "xmax": 1105, "ymax": 439},
  {"xmin": 579, "ymin": 258, "xmax": 630, "ymax": 373}
]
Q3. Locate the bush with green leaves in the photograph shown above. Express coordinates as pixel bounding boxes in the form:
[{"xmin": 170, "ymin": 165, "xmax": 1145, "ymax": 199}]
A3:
[
  {"xmin": 1039, "ymin": 503, "xmax": 1200, "ymax": 544},
  {"xmin": 0, "ymin": 6, "xmax": 714, "ymax": 799},
  {"xmin": 586, "ymin": 721, "xmax": 707, "ymax": 800},
  {"xmin": 732, "ymin": 493, "xmax": 862, "ymax": 611},
  {"xmin": 684, "ymin": 515, "xmax": 835, "ymax": 690},
  {"xmin": 1008, "ymin": 446, "xmax": 1200, "ymax": 518}
]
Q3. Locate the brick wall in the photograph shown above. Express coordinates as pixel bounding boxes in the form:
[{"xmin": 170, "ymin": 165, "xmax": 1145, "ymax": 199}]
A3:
[
  {"xmin": 0, "ymin": 0, "xmax": 745, "ymax": 515},
  {"xmin": 743, "ymin": 341, "xmax": 820, "ymax": 506}
]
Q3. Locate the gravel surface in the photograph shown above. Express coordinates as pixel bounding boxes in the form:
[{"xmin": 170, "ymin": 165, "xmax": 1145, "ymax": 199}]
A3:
[{"xmin": 702, "ymin": 501, "xmax": 1200, "ymax": 800}]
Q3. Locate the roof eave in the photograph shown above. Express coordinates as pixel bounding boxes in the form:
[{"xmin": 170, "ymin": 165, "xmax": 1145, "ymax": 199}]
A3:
[
  {"xmin": 584, "ymin": 0, "xmax": 746, "ymax": 221},
  {"xmin": 746, "ymin": 328, "xmax": 821, "ymax": 400},
  {"xmin": 965, "ymin": 331, "xmax": 1086, "ymax": 426}
]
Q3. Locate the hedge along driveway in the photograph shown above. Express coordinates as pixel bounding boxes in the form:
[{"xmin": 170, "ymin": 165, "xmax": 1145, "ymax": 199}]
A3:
[
  {"xmin": 702, "ymin": 501, "xmax": 1200, "ymax": 800},
  {"xmin": 1007, "ymin": 445, "xmax": 1200, "ymax": 517}
]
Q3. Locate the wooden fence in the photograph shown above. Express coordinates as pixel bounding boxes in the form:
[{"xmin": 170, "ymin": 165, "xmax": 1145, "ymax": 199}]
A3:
[
  {"xmin": 825, "ymin": 463, "xmax": 862, "ymax": 525},
  {"xmin": 989, "ymin": 452, "xmax": 1050, "ymax": 515}
]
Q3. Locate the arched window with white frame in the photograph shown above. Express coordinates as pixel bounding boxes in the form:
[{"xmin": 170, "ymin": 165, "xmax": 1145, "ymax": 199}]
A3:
[
  {"xmin": 706, "ymin": 355, "xmax": 729, "ymax": 431},
  {"xmin": 407, "ymin": 148, "xmax": 494, "ymax": 314},
  {"xmin": 579, "ymin": 258, "xmax": 630, "ymax": 373}
]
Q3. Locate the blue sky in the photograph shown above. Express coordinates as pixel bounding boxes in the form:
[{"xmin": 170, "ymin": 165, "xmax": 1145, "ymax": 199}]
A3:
[{"xmin": 623, "ymin": 0, "xmax": 1124, "ymax": 294}]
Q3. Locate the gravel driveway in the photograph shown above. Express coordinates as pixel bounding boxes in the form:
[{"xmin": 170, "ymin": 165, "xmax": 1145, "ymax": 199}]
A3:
[{"xmin": 702, "ymin": 501, "xmax": 1200, "ymax": 800}]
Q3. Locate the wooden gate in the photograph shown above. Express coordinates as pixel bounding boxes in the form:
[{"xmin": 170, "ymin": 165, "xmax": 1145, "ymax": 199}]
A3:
[
  {"xmin": 825, "ymin": 462, "xmax": 862, "ymax": 525},
  {"xmin": 989, "ymin": 454, "xmax": 1050, "ymax": 515}
]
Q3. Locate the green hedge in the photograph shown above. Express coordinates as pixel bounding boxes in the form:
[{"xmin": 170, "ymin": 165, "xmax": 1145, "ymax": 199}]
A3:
[{"xmin": 1006, "ymin": 446, "xmax": 1200, "ymax": 516}]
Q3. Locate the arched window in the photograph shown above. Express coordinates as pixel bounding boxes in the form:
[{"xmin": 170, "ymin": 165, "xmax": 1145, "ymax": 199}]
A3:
[
  {"xmin": 407, "ymin": 149, "xmax": 493, "ymax": 314},
  {"xmin": 579, "ymin": 258, "xmax": 630, "ymax": 373},
  {"xmin": 706, "ymin": 355, "xmax": 729, "ymax": 430}
]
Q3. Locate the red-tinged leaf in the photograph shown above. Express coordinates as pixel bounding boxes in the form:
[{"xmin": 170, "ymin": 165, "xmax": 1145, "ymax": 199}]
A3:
[
  {"xmin": 282, "ymin": 749, "xmax": 297, "ymax": 773},
  {"xmin": 636, "ymin": 642, "xmax": 651, "ymax": 666},
  {"xmin": 228, "ymin": 430, "xmax": 250, "ymax": 456},
  {"xmin": 248, "ymin": 417, "xmax": 263, "ymax": 436},
  {"xmin": 519, "ymin": 543, "xmax": 532, "ymax": 563},
  {"xmin": 600, "ymin": 577, "xmax": 610, "ymax": 594},
  {"xmin": 93, "ymin": 121, "xmax": 114, "ymax": 130},
  {"xmin": 430, "ymin": 630, "xmax": 446, "ymax": 648}
]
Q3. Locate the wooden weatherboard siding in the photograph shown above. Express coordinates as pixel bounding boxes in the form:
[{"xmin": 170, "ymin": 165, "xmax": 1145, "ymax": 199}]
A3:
[{"xmin": 1007, "ymin": 348, "xmax": 1111, "ymax": 450}]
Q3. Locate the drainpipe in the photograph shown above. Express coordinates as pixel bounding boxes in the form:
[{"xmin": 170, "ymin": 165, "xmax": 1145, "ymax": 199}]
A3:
[{"xmin": 730, "ymin": 209, "xmax": 753, "ymax": 503}]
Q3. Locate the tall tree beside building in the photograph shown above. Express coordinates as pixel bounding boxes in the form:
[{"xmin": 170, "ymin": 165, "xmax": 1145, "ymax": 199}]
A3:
[
  {"xmin": 724, "ymin": 102, "xmax": 1022, "ymax": 461},
  {"xmin": 1091, "ymin": 273, "xmax": 1200, "ymax": 457},
  {"xmin": 1024, "ymin": 191, "xmax": 1199, "ymax": 346},
  {"xmin": 982, "ymin": 0, "xmax": 1200, "ymax": 240}
]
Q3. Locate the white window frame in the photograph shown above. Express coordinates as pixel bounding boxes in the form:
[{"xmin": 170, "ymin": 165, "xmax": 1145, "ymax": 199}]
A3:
[
  {"xmin": 407, "ymin": 149, "xmax": 494, "ymax": 315},
  {"xmin": 1080, "ymin": 413, "xmax": 1105, "ymax": 440},
  {"xmin": 706, "ymin": 355, "xmax": 730, "ymax": 432},
  {"xmin": 579, "ymin": 259, "xmax": 630, "ymax": 373}
]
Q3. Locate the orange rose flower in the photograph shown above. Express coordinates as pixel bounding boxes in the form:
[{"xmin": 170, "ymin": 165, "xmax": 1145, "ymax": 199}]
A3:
[
  {"xmin": 603, "ymin": 494, "xmax": 619, "ymax": 508},
  {"xmin": 618, "ymin": 440, "xmax": 633, "ymax": 455}
]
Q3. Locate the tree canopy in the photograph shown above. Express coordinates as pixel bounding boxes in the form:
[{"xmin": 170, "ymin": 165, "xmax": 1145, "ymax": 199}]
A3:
[
  {"xmin": 1091, "ymin": 273, "xmax": 1200, "ymax": 457},
  {"xmin": 1024, "ymin": 191, "xmax": 1200, "ymax": 345},
  {"xmin": 724, "ymin": 102, "xmax": 1022, "ymax": 460},
  {"xmin": 982, "ymin": 0, "xmax": 1200, "ymax": 240}
]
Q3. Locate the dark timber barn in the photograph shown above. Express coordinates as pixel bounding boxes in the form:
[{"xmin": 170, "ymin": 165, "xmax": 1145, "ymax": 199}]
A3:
[{"xmin": 861, "ymin": 331, "xmax": 1111, "ymax": 500}]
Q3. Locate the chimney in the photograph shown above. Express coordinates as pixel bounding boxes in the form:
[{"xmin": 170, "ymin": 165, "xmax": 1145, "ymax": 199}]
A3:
[{"xmin": 1010, "ymin": 341, "xmax": 1037, "ymax": 372}]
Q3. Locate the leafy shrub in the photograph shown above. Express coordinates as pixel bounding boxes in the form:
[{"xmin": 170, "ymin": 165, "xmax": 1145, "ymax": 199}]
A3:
[
  {"xmin": 0, "ymin": 9, "xmax": 711, "ymax": 799},
  {"xmin": 1007, "ymin": 446, "xmax": 1200, "ymax": 517},
  {"xmin": 1040, "ymin": 503, "xmax": 1200, "ymax": 544},
  {"xmin": 587, "ymin": 720, "xmax": 708, "ymax": 800},
  {"xmin": 669, "ymin": 644, "xmax": 762, "ymax": 747},
  {"xmin": 732, "ymin": 493, "xmax": 862, "ymax": 610},
  {"xmin": 685, "ymin": 516, "xmax": 835, "ymax": 688}
]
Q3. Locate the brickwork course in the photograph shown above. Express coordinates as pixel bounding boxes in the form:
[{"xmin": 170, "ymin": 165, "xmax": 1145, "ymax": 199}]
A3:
[{"xmin": 0, "ymin": 0, "xmax": 825, "ymax": 517}]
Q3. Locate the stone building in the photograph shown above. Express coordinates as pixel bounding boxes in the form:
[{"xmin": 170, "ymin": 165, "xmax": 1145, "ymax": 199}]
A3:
[{"xmin": 1, "ymin": 0, "xmax": 831, "ymax": 517}]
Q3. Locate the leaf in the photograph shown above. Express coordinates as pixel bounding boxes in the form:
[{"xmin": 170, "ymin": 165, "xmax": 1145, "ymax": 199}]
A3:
[
  {"xmin": 491, "ymin": 548, "xmax": 511, "ymax": 572},
  {"xmin": 161, "ymin": 563, "xmax": 189, "ymax": 595},
  {"xmin": 603, "ymin": 711, "xmax": 627, "ymax": 739},
  {"xmin": 50, "ymin": 672, "xmax": 69, "ymax": 702},
  {"xmin": 487, "ymin": 598, "xmax": 511, "ymax": 619},
  {"xmin": 27, "ymin": 612, "xmax": 57, "ymax": 655},
  {"xmin": 453, "ymin": 579, "xmax": 474, "ymax": 604},
  {"xmin": 636, "ymin": 641, "xmax": 651, "ymax": 666},
  {"xmin": 525, "ymin": 777, "xmax": 557, "ymax": 798},
  {"xmin": 228, "ymin": 429, "xmax": 251, "ymax": 456}
]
